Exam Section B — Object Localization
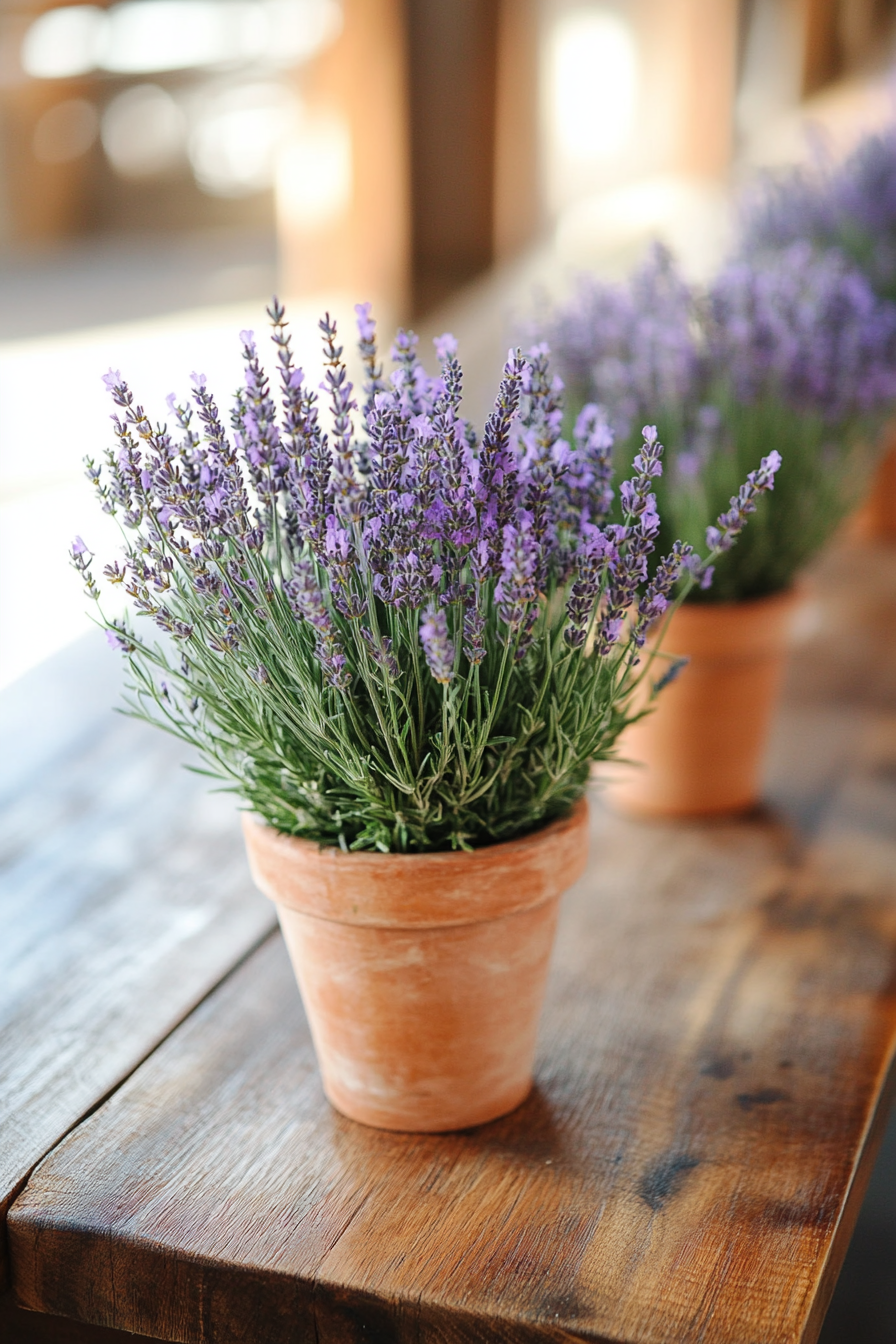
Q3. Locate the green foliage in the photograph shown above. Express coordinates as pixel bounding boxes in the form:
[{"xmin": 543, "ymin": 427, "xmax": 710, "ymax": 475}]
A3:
[
  {"xmin": 601, "ymin": 395, "xmax": 882, "ymax": 603},
  {"xmin": 116, "ymin": 573, "xmax": 652, "ymax": 853}
]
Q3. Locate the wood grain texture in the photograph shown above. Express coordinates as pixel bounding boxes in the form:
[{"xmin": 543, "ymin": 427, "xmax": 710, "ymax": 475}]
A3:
[
  {"xmin": 7, "ymin": 540, "xmax": 896, "ymax": 1344},
  {"xmin": 9, "ymin": 761, "xmax": 896, "ymax": 1343},
  {"xmin": 0, "ymin": 632, "xmax": 275, "ymax": 1287},
  {"xmin": 0, "ymin": 1291, "xmax": 144, "ymax": 1344},
  {"xmin": 775, "ymin": 541, "xmax": 896, "ymax": 716}
]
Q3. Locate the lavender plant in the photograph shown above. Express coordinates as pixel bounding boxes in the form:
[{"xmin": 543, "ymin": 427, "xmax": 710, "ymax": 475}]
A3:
[
  {"xmin": 537, "ymin": 242, "xmax": 896, "ymax": 602},
  {"xmin": 738, "ymin": 126, "xmax": 896, "ymax": 303},
  {"xmin": 72, "ymin": 302, "xmax": 774, "ymax": 851}
]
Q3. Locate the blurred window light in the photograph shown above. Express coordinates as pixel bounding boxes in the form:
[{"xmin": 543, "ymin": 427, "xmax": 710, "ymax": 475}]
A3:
[
  {"xmin": 276, "ymin": 112, "xmax": 352, "ymax": 228},
  {"xmin": 21, "ymin": 0, "xmax": 341, "ymax": 79},
  {"xmin": 548, "ymin": 8, "xmax": 639, "ymax": 165},
  {"xmin": 33, "ymin": 99, "xmax": 100, "ymax": 164},
  {"xmin": 21, "ymin": 6, "xmax": 105, "ymax": 79},
  {"xmin": 263, "ymin": 0, "xmax": 342, "ymax": 66},
  {"xmin": 101, "ymin": 84, "xmax": 186, "ymax": 177},
  {"xmin": 189, "ymin": 82, "xmax": 295, "ymax": 196},
  {"xmin": 101, "ymin": 1, "xmax": 265, "ymax": 74}
]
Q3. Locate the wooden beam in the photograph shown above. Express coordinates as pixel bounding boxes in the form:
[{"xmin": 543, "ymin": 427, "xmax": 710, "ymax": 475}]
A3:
[
  {"xmin": 637, "ymin": 0, "xmax": 742, "ymax": 178},
  {"xmin": 493, "ymin": 0, "xmax": 542, "ymax": 265},
  {"xmin": 277, "ymin": 0, "xmax": 410, "ymax": 322},
  {"xmin": 405, "ymin": 0, "xmax": 500, "ymax": 315}
]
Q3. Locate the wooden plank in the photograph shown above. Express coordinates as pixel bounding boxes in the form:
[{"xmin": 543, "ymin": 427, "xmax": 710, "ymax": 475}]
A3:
[
  {"xmin": 0, "ymin": 632, "xmax": 276, "ymax": 1289},
  {"xmin": 778, "ymin": 541, "xmax": 896, "ymax": 716},
  {"xmin": 0, "ymin": 1291, "xmax": 145, "ymax": 1344},
  {"xmin": 9, "ymin": 737, "xmax": 896, "ymax": 1344},
  {"xmin": 8, "ymin": 538, "xmax": 896, "ymax": 1342}
]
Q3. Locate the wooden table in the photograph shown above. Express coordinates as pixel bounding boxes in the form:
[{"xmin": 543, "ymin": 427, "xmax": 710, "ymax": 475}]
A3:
[{"xmin": 3, "ymin": 539, "xmax": 896, "ymax": 1344}]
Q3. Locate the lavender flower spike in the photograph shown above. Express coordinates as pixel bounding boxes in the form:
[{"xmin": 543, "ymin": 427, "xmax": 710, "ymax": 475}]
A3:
[
  {"xmin": 420, "ymin": 603, "xmax": 455, "ymax": 683},
  {"xmin": 706, "ymin": 450, "xmax": 782, "ymax": 553},
  {"xmin": 496, "ymin": 517, "xmax": 538, "ymax": 633},
  {"xmin": 70, "ymin": 535, "xmax": 100, "ymax": 599},
  {"xmin": 284, "ymin": 558, "xmax": 350, "ymax": 690}
]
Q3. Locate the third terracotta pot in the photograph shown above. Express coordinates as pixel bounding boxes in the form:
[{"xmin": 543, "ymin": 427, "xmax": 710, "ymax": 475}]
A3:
[
  {"xmin": 604, "ymin": 588, "xmax": 799, "ymax": 818},
  {"xmin": 242, "ymin": 801, "xmax": 589, "ymax": 1132}
]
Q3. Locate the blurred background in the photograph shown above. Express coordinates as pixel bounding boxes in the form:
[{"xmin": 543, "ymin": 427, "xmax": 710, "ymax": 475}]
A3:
[
  {"xmin": 2, "ymin": 0, "xmax": 896, "ymax": 688},
  {"xmin": 0, "ymin": 4, "xmax": 895, "ymax": 1337}
]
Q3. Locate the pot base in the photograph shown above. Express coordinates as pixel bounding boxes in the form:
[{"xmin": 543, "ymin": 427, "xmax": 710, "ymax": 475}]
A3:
[
  {"xmin": 323, "ymin": 1076, "xmax": 533, "ymax": 1133},
  {"xmin": 607, "ymin": 789, "xmax": 759, "ymax": 821}
]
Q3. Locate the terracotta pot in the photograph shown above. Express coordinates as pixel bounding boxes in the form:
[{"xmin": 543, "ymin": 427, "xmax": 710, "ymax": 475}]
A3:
[
  {"xmin": 603, "ymin": 589, "xmax": 799, "ymax": 818},
  {"xmin": 850, "ymin": 440, "xmax": 896, "ymax": 542},
  {"xmin": 242, "ymin": 801, "xmax": 589, "ymax": 1132}
]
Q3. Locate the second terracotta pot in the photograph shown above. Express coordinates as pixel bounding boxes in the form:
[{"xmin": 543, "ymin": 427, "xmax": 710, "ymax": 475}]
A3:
[
  {"xmin": 851, "ymin": 440, "xmax": 896, "ymax": 542},
  {"xmin": 242, "ymin": 801, "xmax": 589, "ymax": 1132},
  {"xmin": 604, "ymin": 589, "xmax": 798, "ymax": 817}
]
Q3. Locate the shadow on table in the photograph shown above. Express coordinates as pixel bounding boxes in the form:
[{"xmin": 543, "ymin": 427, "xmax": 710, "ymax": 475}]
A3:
[{"xmin": 819, "ymin": 1097, "xmax": 896, "ymax": 1343}]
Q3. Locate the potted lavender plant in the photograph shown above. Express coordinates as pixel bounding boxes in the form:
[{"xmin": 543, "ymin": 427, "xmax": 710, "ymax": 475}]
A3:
[
  {"xmin": 72, "ymin": 301, "xmax": 770, "ymax": 1131},
  {"xmin": 537, "ymin": 242, "xmax": 896, "ymax": 816},
  {"xmin": 738, "ymin": 124, "xmax": 896, "ymax": 538},
  {"xmin": 739, "ymin": 125, "xmax": 896, "ymax": 303}
]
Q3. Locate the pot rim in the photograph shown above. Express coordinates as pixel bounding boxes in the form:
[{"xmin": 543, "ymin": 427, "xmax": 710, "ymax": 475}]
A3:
[
  {"xmin": 653, "ymin": 583, "xmax": 802, "ymax": 664},
  {"xmin": 675, "ymin": 583, "xmax": 801, "ymax": 618},
  {"xmin": 242, "ymin": 796, "xmax": 590, "ymax": 929}
]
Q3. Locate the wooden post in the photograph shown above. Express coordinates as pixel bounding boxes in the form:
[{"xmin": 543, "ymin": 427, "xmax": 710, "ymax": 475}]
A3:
[
  {"xmin": 798, "ymin": 0, "xmax": 843, "ymax": 95},
  {"xmin": 276, "ymin": 0, "xmax": 410, "ymax": 324},
  {"xmin": 493, "ymin": 0, "xmax": 542, "ymax": 265},
  {"xmin": 404, "ymin": 0, "xmax": 500, "ymax": 315},
  {"xmin": 636, "ymin": 0, "xmax": 741, "ymax": 178},
  {"xmin": 794, "ymin": 0, "xmax": 895, "ymax": 97}
]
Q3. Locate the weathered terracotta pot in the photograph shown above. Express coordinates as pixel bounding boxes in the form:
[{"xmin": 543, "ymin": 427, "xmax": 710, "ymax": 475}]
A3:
[
  {"xmin": 242, "ymin": 801, "xmax": 589, "ymax": 1132},
  {"xmin": 604, "ymin": 589, "xmax": 799, "ymax": 817}
]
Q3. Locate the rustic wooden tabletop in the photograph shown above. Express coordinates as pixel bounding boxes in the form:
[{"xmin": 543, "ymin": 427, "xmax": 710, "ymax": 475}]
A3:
[
  {"xmin": 3, "ymin": 539, "xmax": 896, "ymax": 1344},
  {"xmin": 0, "ymin": 638, "xmax": 275, "ymax": 1306}
]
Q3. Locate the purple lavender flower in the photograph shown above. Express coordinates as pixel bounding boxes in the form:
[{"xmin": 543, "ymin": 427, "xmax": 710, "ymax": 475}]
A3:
[
  {"xmin": 706, "ymin": 450, "xmax": 781, "ymax": 552},
  {"xmin": 105, "ymin": 622, "xmax": 135, "ymax": 652},
  {"xmin": 361, "ymin": 625, "xmax": 399, "ymax": 678},
  {"xmin": 564, "ymin": 527, "xmax": 616, "ymax": 648},
  {"xmin": 738, "ymin": 127, "xmax": 896, "ymax": 304},
  {"xmin": 517, "ymin": 344, "xmax": 566, "ymax": 583},
  {"xmin": 540, "ymin": 237, "xmax": 896, "ymax": 433},
  {"xmin": 708, "ymin": 244, "xmax": 896, "ymax": 420},
  {"xmin": 491, "ymin": 517, "xmax": 542, "ymax": 661},
  {"xmin": 617, "ymin": 425, "xmax": 663, "ymax": 541},
  {"xmin": 477, "ymin": 351, "xmax": 525, "ymax": 567},
  {"xmin": 355, "ymin": 301, "xmax": 385, "ymax": 415},
  {"xmin": 526, "ymin": 226, "xmax": 896, "ymax": 603},
  {"xmin": 284, "ymin": 558, "xmax": 350, "ymax": 689},
  {"xmin": 535, "ymin": 245, "xmax": 700, "ymax": 440},
  {"xmin": 462, "ymin": 588, "xmax": 486, "ymax": 665},
  {"xmin": 424, "ymin": 334, "xmax": 478, "ymax": 578},
  {"xmin": 420, "ymin": 603, "xmax": 455, "ymax": 683},
  {"xmin": 496, "ymin": 517, "xmax": 538, "ymax": 633},
  {"xmin": 570, "ymin": 403, "xmax": 615, "ymax": 524},
  {"xmin": 320, "ymin": 314, "xmax": 365, "ymax": 526},
  {"xmin": 633, "ymin": 540, "xmax": 693, "ymax": 646},
  {"xmin": 232, "ymin": 327, "xmax": 286, "ymax": 507},
  {"xmin": 70, "ymin": 536, "xmax": 100, "ymax": 599}
]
